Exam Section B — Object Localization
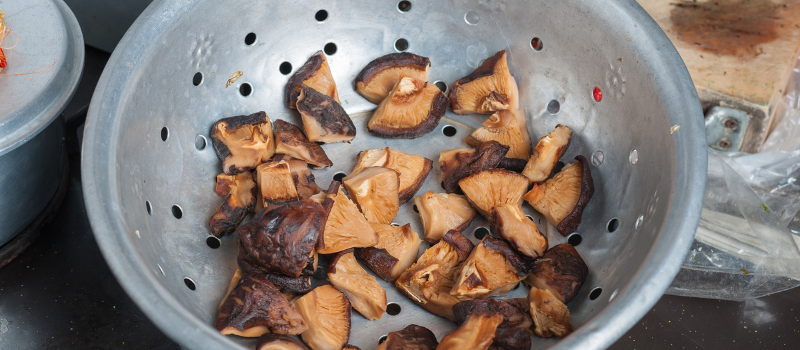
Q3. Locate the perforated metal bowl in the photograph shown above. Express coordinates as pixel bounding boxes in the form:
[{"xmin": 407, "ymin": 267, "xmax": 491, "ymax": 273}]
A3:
[{"xmin": 82, "ymin": 0, "xmax": 706, "ymax": 349}]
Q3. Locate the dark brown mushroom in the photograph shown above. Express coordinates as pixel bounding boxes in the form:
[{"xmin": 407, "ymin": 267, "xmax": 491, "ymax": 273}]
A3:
[
  {"xmin": 497, "ymin": 157, "xmax": 528, "ymax": 173},
  {"xmin": 451, "ymin": 236, "xmax": 530, "ymax": 298},
  {"xmin": 490, "ymin": 204, "xmax": 547, "ymax": 259},
  {"xmin": 355, "ymin": 52, "xmax": 431, "ymax": 104},
  {"xmin": 274, "ymin": 119, "xmax": 333, "ymax": 169},
  {"xmin": 413, "ymin": 191, "xmax": 477, "ymax": 244},
  {"xmin": 211, "ymin": 111, "xmax": 275, "ymax": 174},
  {"xmin": 528, "ymin": 286, "xmax": 573, "ymax": 338},
  {"xmin": 523, "ymin": 155, "xmax": 594, "ymax": 236},
  {"xmin": 343, "ymin": 167, "xmax": 400, "ymax": 225},
  {"xmin": 355, "ymin": 223, "xmax": 422, "ymax": 282},
  {"xmin": 216, "ymin": 273, "xmax": 308, "ymax": 337},
  {"xmin": 453, "ymin": 298, "xmax": 533, "ymax": 350},
  {"xmin": 209, "ymin": 172, "xmax": 257, "ymax": 237},
  {"xmin": 522, "ymin": 124, "xmax": 573, "ymax": 183},
  {"xmin": 293, "ymin": 285, "xmax": 352, "ymax": 350},
  {"xmin": 439, "ymin": 140, "xmax": 509, "ymax": 193},
  {"xmin": 345, "ymin": 148, "xmax": 432, "ymax": 204},
  {"xmin": 377, "ymin": 324, "xmax": 439, "ymax": 350},
  {"xmin": 296, "ymin": 84, "xmax": 356, "ymax": 143},
  {"xmin": 237, "ymin": 200, "xmax": 326, "ymax": 278},
  {"xmin": 255, "ymin": 160, "xmax": 299, "ymax": 205},
  {"xmin": 318, "ymin": 181, "xmax": 378, "ymax": 254},
  {"xmin": 257, "ymin": 334, "xmax": 310, "ymax": 350},
  {"xmin": 525, "ymin": 242, "xmax": 588, "ymax": 304},
  {"xmin": 328, "ymin": 249, "xmax": 387, "ymax": 320},
  {"xmin": 467, "ymin": 110, "xmax": 531, "ymax": 160},
  {"xmin": 343, "ymin": 345, "xmax": 361, "ymax": 350},
  {"xmin": 448, "ymin": 50, "xmax": 519, "ymax": 115},
  {"xmin": 457, "ymin": 169, "xmax": 529, "ymax": 219},
  {"xmin": 285, "ymin": 51, "xmax": 339, "ymax": 109},
  {"xmin": 284, "ymin": 159, "xmax": 323, "ymax": 200},
  {"xmin": 238, "ymin": 251, "xmax": 314, "ymax": 294},
  {"xmin": 367, "ymin": 76, "xmax": 448, "ymax": 139},
  {"xmin": 436, "ymin": 312, "xmax": 504, "ymax": 350}
]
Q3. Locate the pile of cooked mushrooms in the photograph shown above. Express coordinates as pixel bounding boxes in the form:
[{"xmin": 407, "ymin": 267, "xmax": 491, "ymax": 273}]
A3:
[{"xmin": 209, "ymin": 49, "xmax": 595, "ymax": 350}]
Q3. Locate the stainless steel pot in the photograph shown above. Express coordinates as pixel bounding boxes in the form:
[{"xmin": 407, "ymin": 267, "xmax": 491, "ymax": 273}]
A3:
[
  {"xmin": 0, "ymin": 0, "xmax": 84, "ymax": 247},
  {"xmin": 83, "ymin": 0, "xmax": 707, "ymax": 349}
]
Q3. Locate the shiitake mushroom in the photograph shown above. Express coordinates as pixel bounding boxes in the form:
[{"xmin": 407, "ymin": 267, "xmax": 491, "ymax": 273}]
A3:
[
  {"xmin": 328, "ymin": 249, "xmax": 387, "ymax": 320},
  {"xmin": 346, "ymin": 148, "xmax": 432, "ymax": 205},
  {"xmin": 209, "ymin": 172, "xmax": 257, "ymax": 237},
  {"xmin": 413, "ymin": 191, "xmax": 477, "ymax": 244},
  {"xmin": 458, "ymin": 169, "xmax": 529, "ymax": 219},
  {"xmin": 525, "ymin": 243, "xmax": 588, "ymax": 304},
  {"xmin": 285, "ymin": 51, "xmax": 339, "ymax": 109},
  {"xmin": 257, "ymin": 334, "xmax": 310, "ymax": 350},
  {"xmin": 318, "ymin": 182, "xmax": 378, "ymax": 254},
  {"xmin": 368, "ymin": 76, "xmax": 448, "ymax": 139},
  {"xmin": 490, "ymin": 204, "xmax": 547, "ymax": 259},
  {"xmin": 453, "ymin": 298, "xmax": 533, "ymax": 350},
  {"xmin": 377, "ymin": 324, "xmax": 439, "ymax": 350},
  {"xmin": 524, "ymin": 155, "xmax": 594, "ymax": 236},
  {"xmin": 211, "ymin": 111, "xmax": 275, "ymax": 174},
  {"xmin": 522, "ymin": 124, "xmax": 573, "ymax": 183},
  {"xmin": 255, "ymin": 160, "xmax": 300, "ymax": 205},
  {"xmin": 355, "ymin": 52, "xmax": 431, "ymax": 104},
  {"xmin": 450, "ymin": 236, "xmax": 530, "ymax": 298},
  {"xmin": 343, "ymin": 167, "xmax": 401, "ymax": 225},
  {"xmin": 449, "ymin": 50, "xmax": 519, "ymax": 115},
  {"xmin": 216, "ymin": 273, "xmax": 308, "ymax": 337},
  {"xmin": 274, "ymin": 119, "xmax": 333, "ymax": 169},
  {"xmin": 528, "ymin": 286, "xmax": 573, "ymax": 338},
  {"xmin": 467, "ymin": 110, "xmax": 531, "ymax": 160},
  {"xmin": 296, "ymin": 84, "xmax": 357, "ymax": 143},
  {"xmin": 439, "ymin": 140, "xmax": 509, "ymax": 193},
  {"xmin": 436, "ymin": 312, "xmax": 504, "ymax": 350},
  {"xmin": 293, "ymin": 285, "xmax": 352, "ymax": 350},
  {"xmin": 355, "ymin": 223, "xmax": 422, "ymax": 282}
]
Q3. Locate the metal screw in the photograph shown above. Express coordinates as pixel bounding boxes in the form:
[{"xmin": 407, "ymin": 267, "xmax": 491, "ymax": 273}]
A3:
[
  {"xmin": 718, "ymin": 137, "xmax": 732, "ymax": 149},
  {"xmin": 722, "ymin": 117, "xmax": 738, "ymax": 130}
]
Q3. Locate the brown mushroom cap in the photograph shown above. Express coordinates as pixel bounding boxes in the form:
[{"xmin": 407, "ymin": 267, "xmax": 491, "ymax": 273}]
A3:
[
  {"xmin": 413, "ymin": 191, "xmax": 477, "ymax": 244},
  {"xmin": 368, "ymin": 76, "xmax": 448, "ymax": 139},
  {"xmin": 346, "ymin": 148, "xmax": 433, "ymax": 204},
  {"xmin": 293, "ymin": 285, "xmax": 352, "ymax": 350},
  {"xmin": 328, "ymin": 249, "xmax": 388, "ymax": 320},
  {"xmin": 523, "ymin": 155, "xmax": 594, "ymax": 236},
  {"xmin": 237, "ymin": 200, "xmax": 326, "ymax": 278},
  {"xmin": 528, "ymin": 286, "xmax": 573, "ymax": 338},
  {"xmin": 318, "ymin": 182, "xmax": 378, "ymax": 254},
  {"xmin": 436, "ymin": 312, "xmax": 504, "ymax": 350},
  {"xmin": 526, "ymin": 242, "xmax": 588, "ymax": 304},
  {"xmin": 216, "ymin": 273, "xmax": 308, "ymax": 337},
  {"xmin": 285, "ymin": 51, "xmax": 339, "ymax": 109},
  {"xmin": 439, "ymin": 140, "xmax": 509, "ymax": 193},
  {"xmin": 377, "ymin": 324, "xmax": 439, "ymax": 350},
  {"xmin": 343, "ymin": 167, "xmax": 401, "ymax": 225},
  {"xmin": 355, "ymin": 223, "xmax": 422, "ymax": 282},
  {"xmin": 355, "ymin": 52, "xmax": 431, "ymax": 104},
  {"xmin": 238, "ymin": 248, "xmax": 314, "ymax": 294},
  {"xmin": 283, "ymin": 159, "xmax": 323, "ymax": 200},
  {"xmin": 257, "ymin": 334, "xmax": 310, "ymax": 350},
  {"xmin": 467, "ymin": 110, "xmax": 531, "ymax": 160},
  {"xmin": 451, "ymin": 236, "xmax": 530, "ymax": 298},
  {"xmin": 211, "ymin": 112, "xmax": 276, "ymax": 174},
  {"xmin": 490, "ymin": 204, "xmax": 547, "ymax": 259},
  {"xmin": 458, "ymin": 169, "xmax": 530, "ymax": 219},
  {"xmin": 448, "ymin": 50, "xmax": 519, "ymax": 115},
  {"xmin": 209, "ymin": 172, "xmax": 257, "ymax": 237},
  {"xmin": 497, "ymin": 157, "xmax": 528, "ymax": 173},
  {"xmin": 522, "ymin": 124, "xmax": 573, "ymax": 183},
  {"xmin": 453, "ymin": 298, "xmax": 533, "ymax": 350},
  {"xmin": 256, "ymin": 160, "xmax": 300, "ymax": 205},
  {"xmin": 274, "ymin": 119, "xmax": 333, "ymax": 169},
  {"xmin": 296, "ymin": 84, "xmax": 357, "ymax": 144}
]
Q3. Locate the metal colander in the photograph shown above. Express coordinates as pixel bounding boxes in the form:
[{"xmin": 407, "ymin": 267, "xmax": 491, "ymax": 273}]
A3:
[{"xmin": 82, "ymin": 0, "xmax": 706, "ymax": 349}]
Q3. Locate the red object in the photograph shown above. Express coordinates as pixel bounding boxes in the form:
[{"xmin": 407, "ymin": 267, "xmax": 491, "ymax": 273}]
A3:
[
  {"xmin": 592, "ymin": 87, "xmax": 602, "ymax": 101},
  {"xmin": 0, "ymin": 48, "xmax": 6, "ymax": 69}
]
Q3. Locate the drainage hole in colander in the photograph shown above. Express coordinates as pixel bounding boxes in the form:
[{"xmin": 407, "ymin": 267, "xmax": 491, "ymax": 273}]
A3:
[
  {"xmin": 531, "ymin": 37, "xmax": 544, "ymax": 51},
  {"xmin": 244, "ymin": 32, "xmax": 257, "ymax": 46},
  {"xmin": 195, "ymin": 135, "xmax": 207, "ymax": 151},
  {"xmin": 324, "ymin": 42, "xmax": 337, "ymax": 56},
  {"xmin": 146, "ymin": 201, "xmax": 152, "ymax": 215},
  {"xmin": 589, "ymin": 287, "xmax": 603, "ymax": 300},
  {"xmin": 378, "ymin": 335, "xmax": 388, "ymax": 345},
  {"xmin": 526, "ymin": 215, "xmax": 534, "ymax": 221},
  {"xmin": 434, "ymin": 80, "xmax": 447, "ymax": 93},
  {"xmin": 239, "ymin": 83, "xmax": 253, "ymax": 97},
  {"xmin": 192, "ymin": 72, "xmax": 203, "ymax": 86},
  {"xmin": 386, "ymin": 303, "xmax": 402, "ymax": 315},
  {"xmin": 593, "ymin": 87, "xmax": 603, "ymax": 102},
  {"xmin": 567, "ymin": 233, "xmax": 582, "ymax": 246},
  {"xmin": 465, "ymin": 11, "xmax": 480, "ymax": 25},
  {"xmin": 547, "ymin": 99, "xmax": 560, "ymax": 114},
  {"xmin": 591, "ymin": 150, "xmax": 604, "ymax": 166},
  {"xmin": 440, "ymin": 181, "xmax": 446, "ymax": 190},
  {"xmin": 391, "ymin": 223, "xmax": 400, "ymax": 226},
  {"xmin": 394, "ymin": 38, "xmax": 409, "ymax": 52},
  {"xmin": 442, "ymin": 125, "xmax": 457, "ymax": 137},
  {"xmin": 315, "ymin": 10, "xmax": 328, "ymax": 22},
  {"xmin": 333, "ymin": 172, "xmax": 346, "ymax": 182},
  {"xmin": 397, "ymin": 1, "xmax": 411, "ymax": 12},
  {"xmin": 279, "ymin": 62, "xmax": 293, "ymax": 75},
  {"xmin": 635, "ymin": 215, "xmax": 643, "ymax": 230},
  {"xmin": 474, "ymin": 227, "xmax": 489, "ymax": 240},
  {"xmin": 172, "ymin": 205, "xmax": 183, "ymax": 219},
  {"xmin": 160, "ymin": 127, "xmax": 169, "ymax": 141},
  {"xmin": 607, "ymin": 217, "xmax": 620, "ymax": 232},
  {"xmin": 413, "ymin": 205, "xmax": 418, "ymax": 213},
  {"xmin": 512, "ymin": 282, "xmax": 521, "ymax": 290},
  {"xmin": 629, "ymin": 149, "xmax": 638, "ymax": 165},
  {"xmin": 206, "ymin": 236, "xmax": 221, "ymax": 249},
  {"xmin": 184, "ymin": 278, "xmax": 197, "ymax": 291},
  {"xmin": 157, "ymin": 264, "xmax": 165, "ymax": 276}
]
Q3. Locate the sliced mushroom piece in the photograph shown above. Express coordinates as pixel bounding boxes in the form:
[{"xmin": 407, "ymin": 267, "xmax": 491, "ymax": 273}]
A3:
[
  {"xmin": 238, "ymin": 251, "xmax": 314, "ymax": 294},
  {"xmin": 257, "ymin": 334, "xmax": 310, "ymax": 350},
  {"xmin": 318, "ymin": 182, "xmax": 378, "ymax": 254},
  {"xmin": 396, "ymin": 230, "xmax": 474, "ymax": 321},
  {"xmin": 328, "ymin": 249, "xmax": 387, "ymax": 320},
  {"xmin": 343, "ymin": 167, "xmax": 400, "ymax": 224},
  {"xmin": 414, "ymin": 191, "xmax": 477, "ymax": 244},
  {"xmin": 274, "ymin": 119, "xmax": 333, "ymax": 169},
  {"xmin": 284, "ymin": 159, "xmax": 323, "ymax": 200},
  {"xmin": 448, "ymin": 50, "xmax": 519, "ymax": 115},
  {"xmin": 458, "ymin": 169, "xmax": 529, "ymax": 219},
  {"xmin": 466, "ymin": 110, "xmax": 531, "ymax": 160},
  {"xmin": 528, "ymin": 286, "xmax": 573, "ymax": 338},
  {"xmin": 308, "ymin": 191, "xmax": 326, "ymax": 205},
  {"xmin": 342, "ymin": 345, "xmax": 361, "ymax": 350},
  {"xmin": 211, "ymin": 111, "xmax": 276, "ymax": 174},
  {"xmin": 452, "ymin": 298, "xmax": 532, "ymax": 350},
  {"xmin": 368, "ymin": 76, "xmax": 448, "ymax": 139},
  {"xmin": 497, "ymin": 157, "xmax": 528, "ymax": 173},
  {"xmin": 439, "ymin": 140, "xmax": 509, "ymax": 193},
  {"xmin": 490, "ymin": 204, "xmax": 547, "ymax": 259},
  {"xmin": 256, "ymin": 160, "xmax": 300, "ymax": 205},
  {"xmin": 216, "ymin": 273, "xmax": 308, "ymax": 337},
  {"xmin": 209, "ymin": 172, "xmax": 257, "ymax": 237},
  {"xmin": 526, "ymin": 243, "xmax": 588, "ymax": 304},
  {"xmin": 451, "ymin": 236, "xmax": 530, "ymax": 298},
  {"xmin": 377, "ymin": 324, "xmax": 439, "ymax": 350},
  {"xmin": 355, "ymin": 223, "xmax": 422, "ymax": 282},
  {"xmin": 345, "ymin": 148, "xmax": 432, "ymax": 204},
  {"xmin": 237, "ymin": 200, "xmax": 326, "ymax": 278},
  {"xmin": 436, "ymin": 312, "xmax": 504, "ymax": 350},
  {"xmin": 523, "ymin": 155, "xmax": 594, "ymax": 236},
  {"xmin": 296, "ymin": 84, "xmax": 357, "ymax": 143},
  {"xmin": 355, "ymin": 52, "xmax": 431, "ymax": 104},
  {"xmin": 285, "ymin": 51, "xmax": 339, "ymax": 109},
  {"xmin": 522, "ymin": 124, "xmax": 573, "ymax": 183},
  {"xmin": 293, "ymin": 285, "xmax": 351, "ymax": 350},
  {"xmin": 218, "ymin": 268, "xmax": 245, "ymax": 311}
]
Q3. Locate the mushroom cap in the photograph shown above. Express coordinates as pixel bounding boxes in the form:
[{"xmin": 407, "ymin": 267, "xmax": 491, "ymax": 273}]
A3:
[
  {"xmin": 368, "ymin": 76, "xmax": 448, "ymax": 139},
  {"xmin": 524, "ymin": 155, "xmax": 594, "ymax": 236},
  {"xmin": 355, "ymin": 52, "xmax": 431, "ymax": 104}
]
